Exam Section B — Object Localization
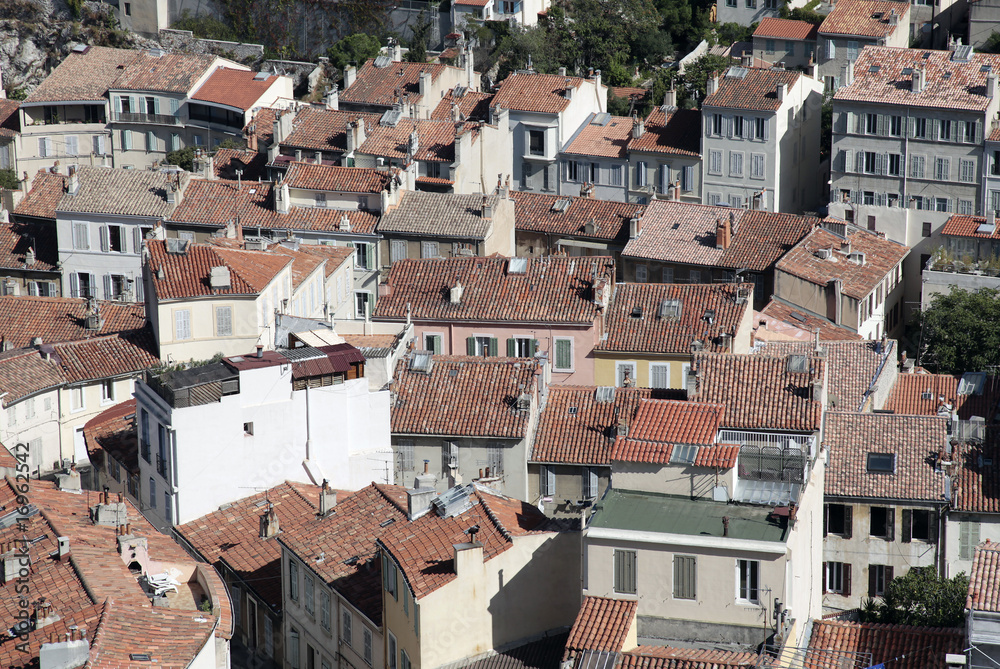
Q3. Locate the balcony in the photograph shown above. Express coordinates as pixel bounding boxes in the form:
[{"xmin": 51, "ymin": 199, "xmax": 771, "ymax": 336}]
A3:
[
  {"xmin": 112, "ymin": 111, "xmax": 183, "ymax": 126},
  {"xmin": 156, "ymin": 453, "xmax": 170, "ymax": 480}
]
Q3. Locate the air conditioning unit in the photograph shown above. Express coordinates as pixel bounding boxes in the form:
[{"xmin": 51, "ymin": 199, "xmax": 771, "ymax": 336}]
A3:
[{"xmin": 814, "ymin": 248, "xmax": 832, "ymax": 260}]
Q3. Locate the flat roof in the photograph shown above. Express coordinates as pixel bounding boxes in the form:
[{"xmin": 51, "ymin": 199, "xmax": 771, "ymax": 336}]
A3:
[{"xmin": 588, "ymin": 489, "xmax": 789, "ymax": 543}]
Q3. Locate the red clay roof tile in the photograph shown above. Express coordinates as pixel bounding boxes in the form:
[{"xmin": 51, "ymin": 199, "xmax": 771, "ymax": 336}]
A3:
[
  {"xmin": 147, "ymin": 239, "xmax": 291, "ymax": 300},
  {"xmin": 0, "ymin": 295, "xmax": 146, "ymax": 349},
  {"xmin": 805, "ymin": 621, "xmax": 962, "ymax": 669},
  {"xmin": 754, "ymin": 17, "xmax": 819, "ymax": 40},
  {"xmin": 563, "ymin": 596, "xmax": 637, "ymax": 660},
  {"xmin": 283, "ymin": 161, "xmax": 391, "ymax": 193},
  {"xmin": 818, "ymin": 0, "xmax": 909, "ymax": 38},
  {"xmin": 190, "ymin": 68, "xmax": 280, "ymax": 111},
  {"xmin": 511, "ymin": 191, "xmax": 645, "ymax": 243},
  {"xmin": 341, "ymin": 60, "xmax": 449, "ymax": 108},
  {"xmin": 969, "ymin": 541, "xmax": 1000, "ymax": 612},
  {"xmin": 627, "ymin": 108, "xmax": 701, "ymax": 157},
  {"xmin": 493, "ymin": 73, "xmax": 588, "ymax": 114},
  {"xmin": 564, "ymin": 115, "xmax": 633, "ymax": 159},
  {"xmin": 703, "ymin": 67, "xmax": 801, "ymax": 112}
]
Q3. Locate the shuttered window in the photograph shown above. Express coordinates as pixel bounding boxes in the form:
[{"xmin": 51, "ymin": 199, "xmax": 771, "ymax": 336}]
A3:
[
  {"xmin": 73, "ymin": 222, "xmax": 90, "ymax": 250},
  {"xmin": 540, "ymin": 465, "xmax": 555, "ymax": 496},
  {"xmin": 673, "ymin": 555, "xmax": 696, "ymax": 599},
  {"xmin": 65, "ymin": 135, "xmax": 78, "ymax": 156},
  {"xmin": 396, "ymin": 440, "xmax": 414, "ymax": 474},
  {"xmin": 650, "ymin": 363, "xmax": 670, "ymax": 389},
  {"xmin": 342, "ymin": 610, "xmax": 353, "ymax": 647},
  {"xmin": 960, "ymin": 521, "xmax": 981, "ymax": 560},
  {"xmin": 614, "ymin": 549, "xmax": 637, "ymax": 595},
  {"xmin": 216, "ymin": 306, "xmax": 233, "ymax": 337},
  {"xmin": 488, "ymin": 444, "xmax": 504, "ymax": 475},
  {"xmin": 584, "ymin": 467, "xmax": 599, "ymax": 498},
  {"xmin": 390, "ymin": 240, "xmax": 407, "ymax": 263},
  {"xmin": 175, "ymin": 309, "xmax": 191, "ymax": 340},
  {"xmin": 554, "ymin": 338, "xmax": 573, "ymax": 371}
]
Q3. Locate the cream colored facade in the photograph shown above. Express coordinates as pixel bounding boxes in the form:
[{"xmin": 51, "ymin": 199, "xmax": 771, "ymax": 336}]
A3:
[
  {"xmin": 382, "ymin": 531, "xmax": 581, "ymax": 669},
  {"xmin": 17, "ymin": 105, "xmax": 113, "ymax": 178}
]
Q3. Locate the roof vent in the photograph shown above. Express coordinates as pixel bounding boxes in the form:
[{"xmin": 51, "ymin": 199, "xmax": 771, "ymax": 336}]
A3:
[
  {"xmin": 253, "ymin": 71, "xmax": 270, "ymax": 81},
  {"xmin": 209, "ymin": 266, "xmax": 231, "ymax": 290},
  {"xmin": 515, "ymin": 392, "xmax": 532, "ymax": 410},
  {"xmin": 659, "ymin": 299, "xmax": 682, "ymax": 319},
  {"xmin": 507, "ymin": 257, "xmax": 528, "ymax": 274},
  {"xmin": 165, "ymin": 238, "xmax": 190, "ymax": 255},
  {"xmin": 702, "ymin": 309, "xmax": 716, "ymax": 325},
  {"xmin": 339, "ymin": 212, "xmax": 352, "ymax": 232},
  {"xmin": 410, "ymin": 351, "xmax": 434, "ymax": 374},
  {"xmin": 787, "ymin": 354, "xmax": 809, "ymax": 373},
  {"xmin": 790, "ymin": 311, "xmax": 807, "ymax": 323},
  {"xmin": 847, "ymin": 251, "xmax": 866, "ymax": 266}
]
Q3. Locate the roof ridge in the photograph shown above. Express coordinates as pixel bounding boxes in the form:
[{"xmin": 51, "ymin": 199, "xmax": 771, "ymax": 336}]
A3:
[
  {"xmin": 83, "ymin": 598, "xmax": 115, "ymax": 669},
  {"xmin": 372, "ymin": 483, "xmax": 408, "ymax": 516},
  {"xmin": 283, "ymin": 480, "xmax": 319, "ymax": 511},
  {"xmin": 474, "ymin": 490, "xmax": 513, "ymax": 542}
]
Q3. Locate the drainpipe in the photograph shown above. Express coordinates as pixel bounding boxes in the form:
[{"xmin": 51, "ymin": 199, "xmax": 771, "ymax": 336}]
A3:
[{"xmin": 304, "ymin": 384, "xmax": 312, "ymax": 461}]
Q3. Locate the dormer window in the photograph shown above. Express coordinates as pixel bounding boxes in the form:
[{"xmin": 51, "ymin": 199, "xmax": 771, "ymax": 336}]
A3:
[
  {"xmin": 671, "ymin": 444, "xmax": 699, "ymax": 465},
  {"xmin": 866, "ymin": 452, "xmax": 895, "ymax": 473}
]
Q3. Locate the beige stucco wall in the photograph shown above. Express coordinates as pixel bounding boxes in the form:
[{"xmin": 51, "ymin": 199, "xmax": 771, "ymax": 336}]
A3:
[
  {"xmin": 774, "ymin": 269, "xmax": 860, "ymax": 331},
  {"xmin": 610, "ymin": 461, "xmax": 736, "ymax": 500},
  {"xmin": 156, "ymin": 295, "xmax": 265, "ymax": 363}
]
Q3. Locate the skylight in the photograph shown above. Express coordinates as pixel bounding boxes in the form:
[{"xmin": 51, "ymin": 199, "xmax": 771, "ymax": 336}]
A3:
[{"xmin": 866, "ymin": 452, "xmax": 895, "ymax": 473}]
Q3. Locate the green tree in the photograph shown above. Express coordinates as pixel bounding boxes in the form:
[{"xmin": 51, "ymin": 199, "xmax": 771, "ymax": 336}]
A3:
[
  {"xmin": 326, "ymin": 33, "xmax": 382, "ymax": 75},
  {"xmin": 171, "ymin": 10, "xmax": 240, "ymax": 41},
  {"xmin": 860, "ymin": 569, "xmax": 968, "ymax": 628},
  {"xmin": 676, "ymin": 53, "xmax": 733, "ymax": 107},
  {"xmin": 917, "ymin": 287, "xmax": 1000, "ymax": 374},
  {"xmin": 779, "ymin": 5, "xmax": 825, "ymax": 24},
  {"xmin": 166, "ymin": 139, "xmax": 244, "ymax": 172},
  {"xmin": 406, "ymin": 12, "xmax": 433, "ymax": 63},
  {"xmin": 983, "ymin": 31, "xmax": 1000, "ymax": 54},
  {"xmin": 0, "ymin": 168, "xmax": 19, "ymax": 190},
  {"xmin": 713, "ymin": 22, "xmax": 755, "ymax": 46}
]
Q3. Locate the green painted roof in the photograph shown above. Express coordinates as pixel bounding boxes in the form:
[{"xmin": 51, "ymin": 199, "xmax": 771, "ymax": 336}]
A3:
[{"xmin": 588, "ymin": 489, "xmax": 790, "ymax": 543}]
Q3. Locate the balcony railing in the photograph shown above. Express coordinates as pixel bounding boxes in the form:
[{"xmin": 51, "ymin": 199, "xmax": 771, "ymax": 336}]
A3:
[
  {"xmin": 156, "ymin": 454, "xmax": 170, "ymax": 480},
  {"xmin": 112, "ymin": 111, "xmax": 183, "ymax": 126}
]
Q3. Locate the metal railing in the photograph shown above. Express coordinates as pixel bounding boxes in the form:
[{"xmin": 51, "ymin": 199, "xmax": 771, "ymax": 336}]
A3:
[
  {"xmin": 156, "ymin": 453, "xmax": 170, "ymax": 480},
  {"xmin": 112, "ymin": 111, "xmax": 183, "ymax": 126}
]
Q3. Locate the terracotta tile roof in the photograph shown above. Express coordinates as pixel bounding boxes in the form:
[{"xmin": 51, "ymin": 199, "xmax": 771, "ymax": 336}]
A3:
[
  {"xmin": 276, "ymin": 483, "xmax": 410, "ymax": 624},
  {"xmin": 283, "ymin": 161, "xmax": 391, "ymax": 193},
  {"xmin": 693, "ymin": 443, "xmax": 741, "ymax": 468},
  {"xmin": 1, "ymin": 603, "xmax": 104, "ymax": 669},
  {"xmin": 941, "ymin": 213, "xmax": 1000, "ymax": 240},
  {"xmin": 0, "ymin": 295, "xmax": 146, "ymax": 349},
  {"xmin": 85, "ymin": 600, "xmax": 220, "ymax": 668},
  {"xmin": 295, "ymin": 243, "xmax": 356, "ymax": 277},
  {"xmin": 246, "ymin": 107, "xmax": 277, "ymax": 146},
  {"xmin": 620, "ymin": 647, "xmax": 757, "ymax": 669},
  {"xmin": 12, "ymin": 170, "xmax": 67, "ymax": 220},
  {"xmin": 24, "ymin": 46, "xmax": 137, "ymax": 103},
  {"xmin": 805, "ymin": 621, "xmax": 963, "ymax": 669},
  {"xmin": 463, "ymin": 633, "xmax": 569, "ymax": 669},
  {"xmin": 610, "ymin": 86, "xmax": 649, "ymax": 101},
  {"xmin": 341, "ymin": 60, "xmax": 448, "ymax": 108},
  {"xmin": 375, "ymin": 256, "xmax": 611, "ymax": 324},
  {"xmin": 191, "ymin": 67, "xmax": 280, "ymax": 111},
  {"xmin": 50, "ymin": 330, "xmax": 160, "ymax": 383},
  {"xmin": 754, "ymin": 340, "xmax": 890, "ymax": 412},
  {"xmin": 147, "ymin": 239, "xmax": 291, "ymax": 300},
  {"xmin": 885, "ymin": 373, "xmax": 1000, "ymax": 419},
  {"xmin": 280, "ymin": 106, "xmax": 382, "ymax": 152},
  {"xmin": 0, "ymin": 441, "xmax": 17, "ymax": 470},
  {"xmin": 493, "ymin": 73, "xmax": 588, "ymax": 114},
  {"xmin": 818, "ymin": 0, "xmax": 909, "ymax": 38},
  {"xmin": 510, "ymin": 191, "xmax": 645, "ymax": 243},
  {"xmin": 56, "ymin": 166, "xmax": 185, "ymax": 218},
  {"xmin": 392, "ymin": 355, "xmax": 538, "ymax": 438},
  {"xmin": 378, "ymin": 483, "xmax": 550, "ymax": 598},
  {"xmin": 622, "ymin": 200, "xmax": 742, "ymax": 266},
  {"xmin": 953, "ymin": 439, "xmax": 1000, "ymax": 513},
  {"xmin": 703, "ymin": 67, "xmax": 800, "ymax": 112},
  {"xmin": 776, "ymin": 226, "xmax": 908, "ymax": 300},
  {"xmin": 84, "ymin": 397, "xmax": 139, "ymax": 472},
  {"xmin": 0, "ymin": 219, "xmax": 59, "ymax": 271},
  {"xmin": 207, "ymin": 237, "xmax": 323, "ymax": 289},
  {"xmin": 758, "ymin": 299, "xmax": 864, "ymax": 341},
  {"xmin": 754, "ymin": 17, "xmax": 819, "ymax": 40},
  {"xmin": 531, "ymin": 386, "xmax": 657, "ymax": 465},
  {"xmin": 0, "ymin": 98, "xmax": 20, "ymax": 138},
  {"xmin": 563, "ymin": 596, "xmax": 637, "ymax": 660},
  {"xmin": 213, "ymin": 148, "xmax": 268, "ymax": 181},
  {"xmin": 379, "ymin": 190, "xmax": 500, "ymax": 238},
  {"xmin": 718, "ymin": 209, "xmax": 819, "ymax": 272},
  {"xmin": 564, "ymin": 115, "xmax": 633, "ymax": 158},
  {"xmin": 111, "ymin": 51, "xmax": 218, "ymax": 94},
  {"xmin": 167, "ymin": 178, "xmax": 380, "ymax": 235},
  {"xmin": 834, "ymin": 47, "xmax": 1000, "ymax": 111},
  {"xmin": 176, "ymin": 481, "xmax": 320, "ymax": 612},
  {"xmin": 597, "ymin": 283, "xmax": 749, "ymax": 355},
  {"xmin": 0, "ymin": 346, "xmax": 65, "ymax": 403},
  {"xmin": 612, "ymin": 399, "xmax": 725, "ymax": 463},
  {"xmin": 359, "ymin": 118, "xmax": 479, "ymax": 162},
  {"xmin": 969, "ymin": 541, "xmax": 1000, "ymax": 611},
  {"xmin": 431, "ymin": 89, "xmax": 495, "ymax": 121},
  {"xmin": 824, "ymin": 411, "xmax": 947, "ymax": 500},
  {"xmin": 627, "ymin": 107, "xmax": 701, "ymax": 157},
  {"xmin": 690, "ymin": 351, "xmax": 825, "ymax": 431}
]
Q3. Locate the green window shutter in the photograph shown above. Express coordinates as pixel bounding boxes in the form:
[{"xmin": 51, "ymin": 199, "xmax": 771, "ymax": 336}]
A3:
[
  {"xmin": 489, "ymin": 337, "xmax": 498, "ymax": 356},
  {"xmin": 466, "ymin": 336, "xmax": 476, "ymax": 356},
  {"xmin": 431, "ymin": 335, "xmax": 441, "ymax": 355},
  {"xmin": 153, "ymin": 97, "xmax": 160, "ymax": 115},
  {"xmin": 507, "ymin": 338, "xmax": 516, "ymax": 357},
  {"xmin": 530, "ymin": 339, "xmax": 538, "ymax": 356}
]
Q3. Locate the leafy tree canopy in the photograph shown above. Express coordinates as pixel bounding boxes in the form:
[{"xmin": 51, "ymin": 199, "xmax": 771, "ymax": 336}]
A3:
[
  {"xmin": 860, "ymin": 568, "xmax": 968, "ymax": 628},
  {"xmin": 326, "ymin": 33, "xmax": 382, "ymax": 73},
  {"xmin": 0, "ymin": 168, "xmax": 19, "ymax": 190},
  {"xmin": 983, "ymin": 31, "xmax": 1000, "ymax": 54},
  {"xmin": 917, "ymin": 287, "xmax": 1000, "ymax": 374},
  {"xmin": 671, "ymin": 53, "xmax": 733, "ymax": 108}
]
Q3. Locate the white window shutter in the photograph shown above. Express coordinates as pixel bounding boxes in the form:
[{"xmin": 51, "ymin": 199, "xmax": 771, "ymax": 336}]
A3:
[
  {"xmin": 588, "ymin": 468, "xmax": 598, "ymax": 498},
  {"xmin": 100, "ymin": 226, "xmax": 109, "ymax": 252},
  {"xmin": 27, "ymin": 282, "xmax": 38, "ymax": 296},
  {"xmin": 70, "ymin": 273, "xmax": 79, "ymax": 298},
  {"xmin": 89, "ymin": 274, "xmax": 97, "ymax": 299},
  {"xmin": 546, "ymin": 466, "xmax": 555, "ymax": 496},
  {"xmin": 103, "ymin": 274, "xmax": 112, "ymax": 300},
  {"xmin": 153, "ymin": 97, "xmax": 160, "ymax": 115},
  {"xmin": 133, "ymin": 227, "xmax": 142, "ymax": 254},
  {"xmin": 135, "ymin": 277, "xmax": 143, "ymax": 302}
]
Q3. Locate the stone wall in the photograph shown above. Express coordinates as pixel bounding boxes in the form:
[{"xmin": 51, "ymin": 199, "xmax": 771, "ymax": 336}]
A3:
[{"xmin": 158, "ymin": 28, "xmax": 264, "ymax": 64}]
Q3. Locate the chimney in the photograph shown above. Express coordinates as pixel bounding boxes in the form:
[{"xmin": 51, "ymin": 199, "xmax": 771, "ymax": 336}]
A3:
[
  {"xmin": 57, "ymin": 466, "xmax": 81, "ymax": 492},
  {"xmin": 453, "ymin": 540, "xmax": 484, "ymax": 575},
  {"xmin": 912, "ymin": 66, "xmax": 924, "ymax": 93},
  {"xmin": 450, "ymin": 280, "xmax": 463, "ymax": 304},
  {"xmin": 889, "ymin": 8, "xmax": 898, "ymax": 24},
  {"xmin": 481, "ymin": 196, "xmax": 493, "ymax": 219},
  {"xmin": 844, "ymin": 60, "xmax": 855, "ymax": 87},
  {"xmin": 275, "ymin": 181, "xmax": 290, "ymax": 215},
  {"xmin": 811, "ymin": 379, "xmax": 824, "ymax": 402},
  {"xmin": 564, "ymin": 80, "xmax": 574, "ymax": 100},
  {"xmin": 39, "ymin": 634, "xmax": 89, "ymax": 669},
  {"xmin": 685, "ymin": 366, "xmax": 698, "ymax": 397},
  {"xmin": 629, "ymin": 215, "xmax": 641, "ymax": 239},
  {"xmin": 989, "ymin": 73, "xmax": 997, "ymax": 99},
  {"xmin": 319, "ymin": 479, "xmax": 337, "ymax": 516},
  {"xmin": 776, "ymin": 82, "xmax": 788, "ymax": 102},
  {"xmin": 419, "ymin": 70, "xmax": 432, "ymax": 98},
  {"xmin": 706, "ymin": 73, "xmax": 719, "ymax": 97},
  {"xmin": 391, "ymin": 39, "xmax": 402, "ymax": 62},
  {"xmin": 663, "ymin": 86, "xmax": 677, "ymax": 110},
  {"xmin": 464, "ymin": 42, "xmax": 475, "ymax": 89},
  {"xmin": 558, "ymin": 67, "xmax": 567, "ymax": 77},
  {"xmin": 673, "ymin": 180, "xmax": 680, "ymax": 202},
  {"xmin": 990, "ymin": 209, "xmax": 997, "ymax": 227},
  {"xmin": 813, "ymin": 328, "xmax": 822, "ymax": 355},
  {"xmin": 57, "ymin": 536, "xmax": 70, "ymax": 561},
  {"xmin": 632, "ymin": 114, "xmax": 645, "ymax": 139},
  {"xmin": 826, "ymin": 278, "xmax": 842, "ymax": 324},
  {"xmin": 345, "ymin": 64, "xmax": 357, "ymax": 89},
  {"xmin": 715, "ymin": 216, "xmax": 732, "ymax": 249},
  {"xmin": 259, "ymin": 503, "xmax": 280, "ymax": 538},
  {"xmin": 325, "ymin": 85, "xmax": 339, "ymax": 111},
  {"xmin": 255, "ymin": 343, "xmax": 264, "ymax": 358},
  {"xmin": 722, "ymin": 516, "xmax": 730, "ymax": 537},
  {"xmin": 66, "ymin": 166, "xmax": 79, "ymax": 196}
]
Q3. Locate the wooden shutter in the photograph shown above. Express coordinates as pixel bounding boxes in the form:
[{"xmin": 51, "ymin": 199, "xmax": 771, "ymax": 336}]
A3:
[
  {"xmin": 887, "ymin": 508, "xmax": 895, "ymax": 541},
  {"xmin": 530, "ymin": 339, "xmax": 538, "ymax": 356},
  {"xmin": 843, "ymin": 564, "xmax": 852, "ymax": 596},
  {"xmin": 868, "ymin": 566, "xmax": 877, "ymax": 597},
  {"xmin": 588, "ymin": 468, "xmax": 598, "ymax": 498},
  {"xmin": 545, "ymin": 465, "xmax": 555, "ymax": 496},
  {"xmin": 844, "ymin": 506, "xmax": 853, "ymax": 539},
  {"xmin": 70, "ymin": 273, "xmax": 79, "ymax": 298},
  {"xmin": 99, "ymin": 226, "xmax": 109, "ymax": 252},
  {"xmin": 466, "ymin": 336, "xmax": 476, "ymax": 356},
  {"xmin": 488, "ymin": 337, "xmax": 498, "ymax": 356},
  {"xmin": 822, "ymin": 562, "xmax": 827, "ymax": 592},
  {"xmin": 901, "ymin": 509, "xmax": 912, "ymax": 543},
  {"xmin": 885, "ymin": 566, "xmax": 894, "ymax": 587},
  {"xmin": 431, "ymin": 335, "xmax": 441, "ymax": 355},
  {"xmin": 929, "ymin": 511, "xmax": 938, "ymax": 542},
  {"xmin": 103, "ymin": 274, "xmax": 112, "ymax": 300},
  {"xmin": 507, "ymin": 338, "xmax": 516, "ymax": 357},
  {"xmin": 823, "ymin": 504, "xmax": 829, "ymax": 536}
]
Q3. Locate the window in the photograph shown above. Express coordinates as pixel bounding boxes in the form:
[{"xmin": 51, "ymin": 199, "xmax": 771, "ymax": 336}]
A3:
[
  {"xmin": 193, "ymin": 134, "xmax": 203, "ymax": 146},
  {"xmin": 528, "ymin": 129, "xmax": 544, "ymax": 155},
  {"xmin": 935, "ymin": 157, "xmax": 950, "ymax": 181},
  {"xmin": 584, "ymin": 467, "xmax": 599, "ymax": 498},
  {"xmin": 890, "ymin": 115, "xmax": 902, "ymax": 136},
  {"xmin": 402, "ymin": 651, "xmax": 411, "ymax": 669},
  {"xmin": 635, "ymin": 161, "xmax": 647, "ymax": 187},
  {"xmin": 304, "ymin": 575, "xmax": 314, "ymax": 615},
  {"xmin": 863, "ymin": 191, "xmax": 875, "ymax": 206},
  {"xmin": 673, "ymin": 555, "xmax": 697, "ymax": 600},
  {"xmin": 421, "ymin": 241, "xmax": 439, "ymax": 258},
  {"xmin": 966, "ymin": 120, "xmax": 978, "ymax": 143},
  {"xmin": 363, "ymin": 629, "xmax": 373, "ymax": 666},
  {"xmin": 786, "ymin": 40, "xmax": 795, "ymax": 55},
  {"xmin": 914, "ymin": 118, "xmax": 927, "ymax": 139},
  {"xmin": 614, "ymin": 549, "xmax": 637, "ymax": 594},
  {"xmin": 141, "ymin": 410, "xmax": 150, "ymax": 461},
  {"xmin": 554, "ymin": 338, "xmax": 573, "ymax": 372},
  {"xmin": 390, "ymin": 239, "xmax": 407, "ymax": 264},
  {"xmin": 960, "ymin": 159, "xmax": 976, "ymax": 183},
  {"xmin": 662, "ymin": 267, "xmax": 674, "ymax": 283},
  {"xmin": 508, "ymin": 336, "xmax": 535, "ymax": 357},
  {"xmin": 65, "ymin": 135, "xmax": 78, "ymax": 155},
  {"xmin": 289, "ymin": 560, "xmax": 299, "ymax": 601},
  {"xmin": 540, "ymin": 465, "xmax": 555, "ymax": 497},
  {"xmin": 383, "ymin": 553, "xmax": 398, "ymax": 599},
  {"xmin": 170, "ymin": 133, "xmax": 180, "ymax": 152},
  {"xmin": 750, "ymin": 153, "xmax": 765, "ymax": 179},
  {"xmin": 24, "ymin": 398, "xmax": 34, "ymax": 420},
  {"xmin": 650, "ymin": 362, "xmax": 670, "ymax": 389},
  {"xmin": 610, "ymin": 164, "xmax": 623, "ymax": 186},
  {"xmin": 243, "ymin": 422, "xmax": 254, "ymax": 436},
  {"xmin": 870, "ymin": 506, "xmax": 894, "ymax": 540},
  {"xmin": 396, "ymin": 441, "xmax": 414, "ymax": 474},
  {"xmin": 488, "ymin": 444, "xmax": 504, "ymax": 475},
  {"xmin": 940, "ymin": 120, "xmax": 952, "ymax": 141},
  {"xmin": 671, "ymin": 443, "xmax": 699, "ymax": 464},
  {"xmin": 690, "ymin": 269, "xmax": 702, "ymax": 283},
  {"xmin": 149, "ymin": 477, "xmax": 156, "ymax": 509},
  {"xmin": 824, "ymin": 503, "xmax": 852, "ymax": 537},
  {"xmin": 754, "ymin": 117, "xmax": 766, "ymax": 140},
  {"xmin": 960, "ymin": 521, "xmax": 981, "ymax": 560},
  {"xmin": 847, "ymin": 40, "xmax": 859, "ymax": 62},
  {"xmin": 733, "ymin": 116, "xmax": 744, "ymax": 138},
  {"xmin": 708, "ymin": 150, "xmax": 723, "ymax": 175},
  {"xmin": 289, "ymin": 628, "xmax": 300, "ymax": 669},
  {"xmin": 342, "ymin": 610, "xmax": 353, "ymax": 646},
  {"xmin": 314, "ymin": 193, "xmax": 327, "ymax": 208},
  {"xmin": 164, "ymin": 491, "xmax": 172, "ymax": 524},
  {"xmin": 868, "ymin": 453, "xmax": 894, "ymax": 474},
  {"xmin": 5, "ymin": 406, "xmax": 14, "ymax": 426},
  {"xmin": 354, "ymin": 292, "xmax": 371, "ymax": 319},
  {"xmin": 865, "ymin": 113, "xmax": 878, "ymax": 134},
  {"xmin": 387, "ymin": 633, "xmax": 397, "ymax": 669},
  {"xmin": 712, "ymin": 113, "xmax": 723, "ymax": 136},
  {"xmin": 921, "ymin": 223, "xmax": 933, "ymax": 241},
  {"xmin": 320, "ymin": 592, "xmax": 330, "ymax": 631},
  {"xmin": 616, "ymin": 361, "xmax": 636, "ymax": 388},
  {"xmin": 824, "ymin": 562, "xmax": 851, "ymax": 594},
  {"xmin": 73, "ymin": 222, "xmax": 90, "ymax": 250},
  {"xmin": 122, "ymin": 129, "xmax": 132, "ymax": 151},
  {"xmin": 590, "ymin": 162, "xmax": 599, "ymax": 184},
  {"xmin": 910, "ymin": 155, "xmax": 925, "ymax": 179},
  {"xmin": 745, "ymin": 0, "xmax": 756, "ymax": 8},
  {"xmin": 887, "ymin": 154, "xmax": 901, "ymax": 176},
  {"xmin": 869, "ymin": 565, "xmax": 893, "ymax": 597},
  {"xmin": 635, "ymin": 264, "xmax": 648, "ymax": 282},
  {"xmin": 864, "ymin": 151, "xmax": 877, "ymax": 174},
  {"xmin": 146, "ymin": 131, "xmax": 156, "ymax": 152},
  {"xmin": 71, "ymin": 386, "xmax": 85, "ymax": 411},
  {"xmin": 729, "ymin": 151, "xmax": 744, "ymax": 177},
  {"xmin": 566, "ymin": 160, "xmax": 580, "ymax": 182},
  {"xmin": 124, "ymin": 2, "xmax": 132, "ymax": 15},
  {"xmin": 423, "ymin": 333, "xmax": 443, "ymax": 354},
  {"xmin": 960, "ymin": 199, "xmax": 974, "ymax": 215},
  {"xmin": 468, "ymin": 335, "xmax": 494, "ymax": 357},
  {"xmin": 902, "ymin": 509, "xmax": 934, "ymax": 542},
  {"xmin": 737, "ymin": 559, "xmax": 759, "ymax": 603},
  {"xmin": 174, "ymin": 309, "xmax": 191, "ymax": 340},
  {"xmin": 353, "ymin": 242, "xmax": 372, "ymax": 270}
]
